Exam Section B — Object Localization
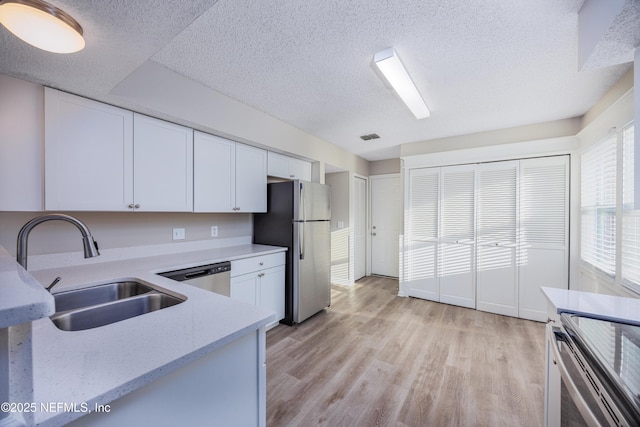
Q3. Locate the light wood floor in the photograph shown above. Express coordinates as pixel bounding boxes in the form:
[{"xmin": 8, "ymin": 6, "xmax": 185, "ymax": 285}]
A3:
[{"xmin": 266, "ymin": 276, "xmax": 546, "ymax": 426}]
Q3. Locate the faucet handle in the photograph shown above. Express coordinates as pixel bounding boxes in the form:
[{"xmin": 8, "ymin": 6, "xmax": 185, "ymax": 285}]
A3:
[{"xmin": 46, "ymin": 277, "xmax": 62, "ymax": 293}]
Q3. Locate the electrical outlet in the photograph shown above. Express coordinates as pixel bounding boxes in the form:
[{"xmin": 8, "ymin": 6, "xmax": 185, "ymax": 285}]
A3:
[
  {"xmin": 211, "ymin": 226, "xmax": 218, "ymax": 237},
  {"xmin": 172, "ymin": 228, "xmax": 185, "ymax": 240}
]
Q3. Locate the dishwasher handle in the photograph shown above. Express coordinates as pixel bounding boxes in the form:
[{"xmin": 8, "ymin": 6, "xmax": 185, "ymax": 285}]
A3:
[
  {"xmin": 184, "ymin": 270, "xmax": 211, "ymax": 280},
  {"xmin": 159, "ymin": 261, "xmax": 231, "ymax": 282}
]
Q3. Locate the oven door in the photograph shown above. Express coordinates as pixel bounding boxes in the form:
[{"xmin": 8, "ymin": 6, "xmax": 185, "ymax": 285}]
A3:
[{"xmin": 548, "ymin": 324, "xmax": 628, "ymax": 426}]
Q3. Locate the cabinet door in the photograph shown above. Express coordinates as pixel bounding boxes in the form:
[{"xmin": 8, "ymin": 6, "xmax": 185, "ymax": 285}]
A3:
[
  {"xmin": 439, "ymin": 164, "xmax": 476, "ymax": 309},
  {"xmin": 267, "ymin": 151, "xmax": 289, "ymax": 178},
  {"xmin": 0, "ymin": 75, "xmax": 42, "ymax": 211},
  {"xmin": 259, "ymin": 265, "xmax": 285, "ymax": 327},
  {"xmin": 519, "ymin": 156, "xmax": 569, "ymax": 321},
  {"xmin": 133, "ymin": 114, "xmax": 193, "ymax": 212},
  {"xmin": 288, "ymin": 158, "xmax": 312, "ymax": 181},
  {"xmin": 476, "ymin": 160, "xmax": 519, "ymax": 317},
  {"xmin": 235, "ymin": 144, "xmax": 267, "ymax": 212},
  {"xmin": 406, "ymin": 167, "xmax": 440, "ymax": 301},
  {"xmin": 231, "ymin": 274, "xmax": 258, "ymax": 306},
  {"xmin": 44, "ymin": 88, "xmax": 133, "ymax": 211},
  {"xmin": 193, "ymin": 132, "xmax": 235, "ymax": 212}
]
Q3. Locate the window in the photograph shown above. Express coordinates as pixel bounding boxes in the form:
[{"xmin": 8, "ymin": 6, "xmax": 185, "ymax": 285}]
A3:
[
  {"xmin": 622, "ymin": 125, "xmax": 639, "ymax": 292},
  {"xmin": 581, "ymin": 122, "xmax": 638, "ymax": 293},
  {"xmin": 581, "ymin": 135, "xmax": 617, "ymax": 276}
]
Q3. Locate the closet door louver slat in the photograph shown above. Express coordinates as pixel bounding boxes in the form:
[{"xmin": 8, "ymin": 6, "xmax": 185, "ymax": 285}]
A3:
[
  {"xmin": 406, "ymin": 168, "xmax": 440, "ymax": 301},
  {"xmin": 439, "ymin": 165, "xmax": 476, "ymax": 308}
]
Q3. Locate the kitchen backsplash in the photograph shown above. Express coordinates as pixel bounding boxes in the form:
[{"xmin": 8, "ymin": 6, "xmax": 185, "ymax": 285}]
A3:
[{"xmin": 0, "ymin": 211, "xmax": 252, "ymax": 258}]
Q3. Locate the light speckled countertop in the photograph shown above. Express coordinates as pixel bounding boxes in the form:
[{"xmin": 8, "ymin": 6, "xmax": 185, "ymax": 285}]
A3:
[
  {"xmin": 542, "ymin": 286, "xmax": 640, "ymax": 325},
  {"xmin": 12, "ymin": 244, "xmax": 285, "ymax": 427},
  {"xmin": 0, "ymin": 247, "xmax": 54, "ymax": 327}
]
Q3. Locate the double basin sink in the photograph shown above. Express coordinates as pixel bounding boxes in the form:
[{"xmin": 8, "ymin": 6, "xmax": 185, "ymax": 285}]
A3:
[{"xmin": 50, "ymin": 280, "xmax": 185, "ymax": 331}]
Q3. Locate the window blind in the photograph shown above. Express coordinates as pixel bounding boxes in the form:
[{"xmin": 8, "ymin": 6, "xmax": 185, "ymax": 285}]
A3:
[
  {"xmin": 581, "ymin": 136, "xmax": 617, "ymax": 276},
  {"xmin": 621, "ymin": 125, "xmax": 640, "ymax": 291}
]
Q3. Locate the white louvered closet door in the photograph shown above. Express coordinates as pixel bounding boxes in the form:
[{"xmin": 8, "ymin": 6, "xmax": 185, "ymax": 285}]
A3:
[
  {"xmin": 406, "ymin": 167, "xmax": 440, "ymax": 301},
  {"xmin": 476, "ymin": 161, "xmax": 519, "ymax": 317},
  {"xmin": 439, "ymin": 164, "xmax": 476, "ymax": 308},
  {"xmin": 518, "ymin": 156, "xmax": 569, "ymax": 321}
]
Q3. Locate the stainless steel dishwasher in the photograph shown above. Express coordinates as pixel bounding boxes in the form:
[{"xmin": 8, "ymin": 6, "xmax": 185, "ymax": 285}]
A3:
[{"xmin": 159, "ymin": 261, "xmax": 231, "ymax": 296}]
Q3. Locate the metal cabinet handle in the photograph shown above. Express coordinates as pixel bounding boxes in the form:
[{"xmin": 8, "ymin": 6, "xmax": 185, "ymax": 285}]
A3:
[
  {"xmin": 259, "ymin": 262, "xmax": 264, "ymax": 266},
  {"xmin": 135, "ymin": 204, "xmax": 140, "ymax": 209},
  {"xmin": 128, "ymin": 204, "xmax": 134, "ymax": 209}
]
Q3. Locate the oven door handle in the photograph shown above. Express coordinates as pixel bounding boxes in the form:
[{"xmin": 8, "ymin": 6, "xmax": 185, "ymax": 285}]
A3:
[{"xmin": 549, "ymin": 327, "xmax": 601, "ymax": 427}]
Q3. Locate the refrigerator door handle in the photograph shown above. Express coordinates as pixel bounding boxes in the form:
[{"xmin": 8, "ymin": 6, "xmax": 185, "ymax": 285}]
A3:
[
  {"xmin": 300, "ymin": 182, "xmax": 306, "ymax": 221},
  {"xmin": 299, "ymin": 222, "xmax": 305, "ymax": 260}
]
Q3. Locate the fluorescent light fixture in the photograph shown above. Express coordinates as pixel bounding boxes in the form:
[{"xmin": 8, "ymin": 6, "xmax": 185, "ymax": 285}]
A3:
[
  {"xmin": 0, "ymin": 0, "xmax": 84, "ymax": 53},
  {"xmin": 374, "ymin": 47, "xmax": 430, "ymax": 119}
]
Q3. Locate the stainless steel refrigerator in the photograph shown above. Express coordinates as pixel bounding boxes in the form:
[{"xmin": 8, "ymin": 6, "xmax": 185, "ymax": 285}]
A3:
[{"xmin": 253, "ymin": 180, "xmax": 331, "ymax": 325}]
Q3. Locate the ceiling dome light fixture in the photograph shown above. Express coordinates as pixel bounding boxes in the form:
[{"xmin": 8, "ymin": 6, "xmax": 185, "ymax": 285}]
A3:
[
  {"xmin": 374, "ymin": 47, "xmax": 430, "ymax": 119},
  {"xmin": 0, "ymin": 0, "xmax": 84, "ymax": 53}
]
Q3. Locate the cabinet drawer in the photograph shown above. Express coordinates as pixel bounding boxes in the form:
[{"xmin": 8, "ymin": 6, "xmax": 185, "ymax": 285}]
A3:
[{"xmin": 231, "ymin": 252, "xmax": 285, "ymax": 277}]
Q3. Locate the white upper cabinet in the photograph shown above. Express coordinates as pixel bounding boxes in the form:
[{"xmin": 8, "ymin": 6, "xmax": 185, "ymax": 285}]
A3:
[
  {"xmin": 194, "ymin": 131, "xmax": 266, "ymax": 213},
  {"xmin": 236, "ymin": 144, "xmax": 267, "ymax": 212},
  {"xmin": 267, "ymin": 151, "xmax": 312, "ymax": 181},
  {"xmin": 133, "ymin": 114, "xmax": 193, "ymax": 212},
  {"xmin": 194, "ymin": 132, "xmax": 235, "ymax": 212},
  {"xmin": 0, "ymin": 75, "xmax": 43, "ymax": 211},
  {"xmin": 45, "ymin": 88, "xmax": 134, "ymax": 211},
  {"xmin": 45, "ymin": 89, "xmax": 194, "ymax": 212}
]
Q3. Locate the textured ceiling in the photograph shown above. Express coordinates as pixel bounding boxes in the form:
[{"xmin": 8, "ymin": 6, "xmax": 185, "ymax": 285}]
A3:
[{"xmin": 0, "ymin": 0, "xmax": 636, "ymax": 161}]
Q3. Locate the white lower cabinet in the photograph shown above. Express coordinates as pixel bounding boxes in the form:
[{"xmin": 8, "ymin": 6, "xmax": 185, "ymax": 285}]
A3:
[{"xmin": 231, "ymin": 252, "xmax": 285, "ymax": 329}]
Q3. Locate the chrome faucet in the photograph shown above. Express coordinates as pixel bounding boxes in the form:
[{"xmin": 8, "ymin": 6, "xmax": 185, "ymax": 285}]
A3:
[{"xmin": 16, "ymin": 213, "xmax": 100, "ymax": 270}]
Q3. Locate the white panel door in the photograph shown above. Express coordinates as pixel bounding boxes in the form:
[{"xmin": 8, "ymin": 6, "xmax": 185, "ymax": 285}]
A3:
[
  {"xmin": 235, "ymin": 144, "xmax": 267, "ymax": 213},
  {"xmin": 518, "ymin": 156, "xmax": 569, "ymax": 321},
  {"xmin": 133, "ymin": 114, "xmax": 193, "ymax": 212},
  {"xmin": 193, "ymin": 132, "xmax": 235, "ymax": 212},
  {"xmin": 44, "ymin": 88, "xmax": 134, "ymax": 211},
  {"xmin": 476, "ymin": 160, "xmax": 519, "ymax": 317},
  {"xmin": 371, "ymin": 175, "xmax": 402, "ymax": 277},
  {"xmin": 353, "ymin": 176, "xmax": 367, "ymax": 280},
  {"xmin": 406, "ymin": 168, "xmax": 440, "ymax": 301},
  {"xmin": 439, "ymin": 165, "xmax": 476, "ymax": 309}
]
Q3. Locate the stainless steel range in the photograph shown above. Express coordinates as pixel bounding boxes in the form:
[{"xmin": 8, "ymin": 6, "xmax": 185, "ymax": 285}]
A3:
[{"xmin": 547, "ymin": 313, "xmax": 640, "ymax": 426}]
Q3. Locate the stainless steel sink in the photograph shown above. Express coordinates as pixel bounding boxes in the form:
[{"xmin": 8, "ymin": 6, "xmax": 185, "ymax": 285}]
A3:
[
  {"xmin": 50, "ymin": 281, "xmax": 185, "ymax": 331},
  {"xmin": 53, "ymin": 281, "xmax": 155, "ymax": 312}
]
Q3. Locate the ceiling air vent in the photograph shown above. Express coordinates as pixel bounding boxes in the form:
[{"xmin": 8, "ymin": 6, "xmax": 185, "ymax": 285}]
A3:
[{"xmin": 360, "ymin": 133, "xmax": 380, "ymax": 141}]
